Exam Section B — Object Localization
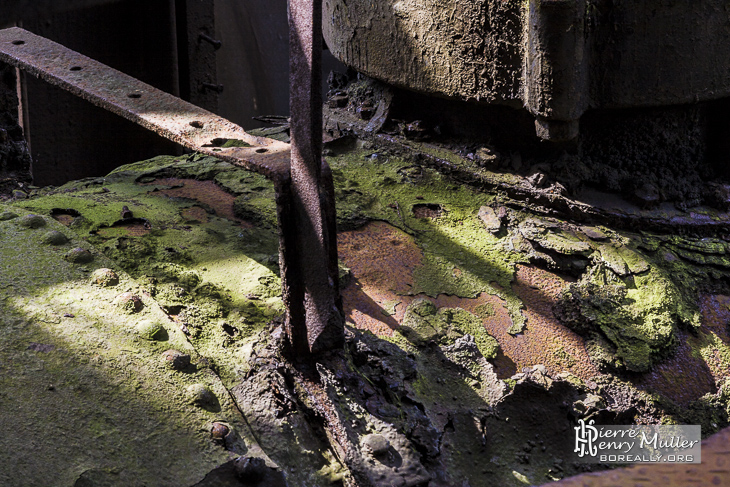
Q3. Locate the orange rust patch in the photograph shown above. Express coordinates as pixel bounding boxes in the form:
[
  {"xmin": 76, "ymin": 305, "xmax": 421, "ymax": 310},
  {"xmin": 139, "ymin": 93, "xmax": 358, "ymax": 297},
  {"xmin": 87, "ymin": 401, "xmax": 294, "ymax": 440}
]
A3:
[
  {"xmin": 337, "ymin": 222, "xmax": 594, "ymax": 379},
  {"xmin": 52, "ymin": 214, "xmax": 74, "ymax": 226},
  {"xmin": 509, "ymin": 265, "xmax": 598, "ymax": 380},
  {"xmin": 96, "ymin": 221, "xmax": 150, "ymax": 237},
  {"xmin": 143, "ymin": 177, "xmax": 252, "ymax": 228},
  {"xmin": 338, "ymin": 221, "xmax": 422, "ymax": 336},
  {"xmin": 338, "ymin": 221, "xmax": 727, "ymax": 404},
  {"xmin": 181, "ymin": 206, "xmax": 210, "ymax": 223}
]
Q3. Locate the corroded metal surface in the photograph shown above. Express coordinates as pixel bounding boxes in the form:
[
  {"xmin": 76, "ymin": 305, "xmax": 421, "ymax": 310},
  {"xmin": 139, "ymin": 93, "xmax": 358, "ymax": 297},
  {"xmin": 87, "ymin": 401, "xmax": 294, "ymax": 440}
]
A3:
[
  {"xmin": 544, "ymin": 425, "xmax": 730, "ymax": 486},
  {"xmin": 337, "ymin": 219, "xmax": 730, "ymax": 407},
  {"xmin": 0, "ymin": 27, "xmax": 290, "ymax": 181},
  {"xmin": 324, "ymin": 0, "xmax": 730, "ymax": 140},
  {"xmin": 285, "ymin": 0, "xmax": 344, "ymax": 356},
  {"xmin": 0, "ymin": 26, "xmax": 343, "ymax": 356},
  {"xmin": 337, "ymin": 222, "xmax": 598, "ymax": 381}
]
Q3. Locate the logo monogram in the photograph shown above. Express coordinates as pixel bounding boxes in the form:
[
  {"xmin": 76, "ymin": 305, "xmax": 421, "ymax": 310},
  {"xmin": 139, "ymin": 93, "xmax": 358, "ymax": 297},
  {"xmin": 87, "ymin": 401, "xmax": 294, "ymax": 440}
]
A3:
[{"xmin": 574, "ymin": 419, "xmax": 599, "ymax": 457}]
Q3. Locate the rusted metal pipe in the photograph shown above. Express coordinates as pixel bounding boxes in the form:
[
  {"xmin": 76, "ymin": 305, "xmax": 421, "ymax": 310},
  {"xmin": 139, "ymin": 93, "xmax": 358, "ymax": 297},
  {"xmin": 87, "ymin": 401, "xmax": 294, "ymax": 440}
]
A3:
[{"xmin": 285, "ymin": 0, "xmax": 344, "ymax": 357}]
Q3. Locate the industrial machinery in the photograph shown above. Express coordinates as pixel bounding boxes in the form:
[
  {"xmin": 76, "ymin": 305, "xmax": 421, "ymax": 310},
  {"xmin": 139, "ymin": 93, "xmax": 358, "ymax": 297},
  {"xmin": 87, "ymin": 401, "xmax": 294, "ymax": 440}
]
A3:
[
  {"xmin": 324, "ymin": 0, "xmax": 730, "ymax": 142},
  {"xmin": 2, "ymin": 2, "xmax": 730, "ymax": 487}
]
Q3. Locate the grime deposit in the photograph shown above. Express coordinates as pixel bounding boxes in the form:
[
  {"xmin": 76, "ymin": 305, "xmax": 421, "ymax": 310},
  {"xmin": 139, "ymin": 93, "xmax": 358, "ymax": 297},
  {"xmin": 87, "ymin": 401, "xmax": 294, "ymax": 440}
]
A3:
[{"xmin": 2, "ymin": 135, "xmax": 730, "ymax": 486}]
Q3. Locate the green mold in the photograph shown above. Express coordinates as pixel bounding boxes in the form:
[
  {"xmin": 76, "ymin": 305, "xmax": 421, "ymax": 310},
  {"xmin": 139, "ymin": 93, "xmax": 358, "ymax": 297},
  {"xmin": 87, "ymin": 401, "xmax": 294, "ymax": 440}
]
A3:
[
  {"xmin": 90, "ymin": 267, "xmax": 120, "ymax": 287},
  {"xmin": 10, "ymin": 155, "xmax": 282, "ymax": 389},
  {"xmin": 474, "ymin": 302, "xmax": 495, "ymax": 319},
  {"xmin": 233, "ymin": 192, "xmax": 278, "ymax": 228},
  {"xmin": 218, "ymin": 138, "xmax": 253, "ymax": 148},
  {"xmin": 0, "ymin": 209, "xmax": 18, "ymax": 220},
  {"xmin": 381, "ymin": 299, "xmax": 401, "ymax": 316},
  {"xmin": 519, "ymin": 222, "xmax": 591, "ymax": 256},
  {"xmin": 0, "ymin": 206, "xmax": 253, "ymax": 486},
  {"xmin": 552, "ymin": 346, "xmax": 577, "ymax": 368},
  {"xmin": 597, "ymin": 243, "xmax": 650, "ymax": 276},
  {"xmin": 41, "ymin": 230, "xmax": 69, "ymax": 245},
  {"xmin": 17, "ymin": 213, "xmax": 47, "ymax": 229},
  {"xmin": 400, "ymin": 298, "xmax": 499, "ymax": 360},
  {"xmin": 694, "ymin": 331, "xmax": 730, "ymax": 370},
  {"xmin": 135, "ymin": 319, "xmax": 167, "ymax": 341},
  {"xmin": 186, "ymin": 383, "xmax": 217, "ymax": 408},
  {"xmin": 326, "ymin": 145, "xmax": 526, "ymax": 333},
  {"xmin": 5, "ymin": 135, "xmax": 730, "ymax": 485},
  {"xmin": 557, "ymin": 263, "xmax": 700, "ymax": 372}
]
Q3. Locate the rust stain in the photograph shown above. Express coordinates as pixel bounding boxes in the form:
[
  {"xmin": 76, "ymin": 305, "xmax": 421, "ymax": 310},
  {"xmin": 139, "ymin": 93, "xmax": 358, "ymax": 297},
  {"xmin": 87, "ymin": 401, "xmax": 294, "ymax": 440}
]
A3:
[
  {"xmin": 181, "ymin": 206, "xmax": 211, "ymax": 223},
  {"xmin": 338, "ymin": 221, "xmax": 422, "ymax": 337},
  {"xmin": 143, "ymin": 177, "xmax": 252, "ymax": 228},
  {"xmin": 96, "ymin": 222, "xmax": 151, "ymax": 237},
  {"xmin": 337, "ymin": 222, "xmax": 596, "ymax": 380},
  {"xmin": 52, "ymin": 214, "xmax": 74, "ymax": 226},
  {"xmin": 337, "ymin": 222, "xmax": 730, "ymax": 401},
  {"xmin": 509, "ymin": 265, "xmax": 598, "ymax": 379}
]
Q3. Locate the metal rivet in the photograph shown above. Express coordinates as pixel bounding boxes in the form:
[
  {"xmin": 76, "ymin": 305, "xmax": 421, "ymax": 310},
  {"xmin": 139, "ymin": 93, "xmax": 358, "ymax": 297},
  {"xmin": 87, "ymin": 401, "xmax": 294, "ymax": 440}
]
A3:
[{"xmin": 211, "ymin": 422, "xmax": 229, "ymax": 440}]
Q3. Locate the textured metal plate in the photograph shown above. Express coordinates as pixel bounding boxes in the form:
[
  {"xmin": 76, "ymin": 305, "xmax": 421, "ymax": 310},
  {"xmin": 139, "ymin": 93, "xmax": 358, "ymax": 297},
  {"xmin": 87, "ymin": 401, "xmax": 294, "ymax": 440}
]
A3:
[{"xmin": 0, "ymin": 27, "xmax": 291, "ymax": 181}]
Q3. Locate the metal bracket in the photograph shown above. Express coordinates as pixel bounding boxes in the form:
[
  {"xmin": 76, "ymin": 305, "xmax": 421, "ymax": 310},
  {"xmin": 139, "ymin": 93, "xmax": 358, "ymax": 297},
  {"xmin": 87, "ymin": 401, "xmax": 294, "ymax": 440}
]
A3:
[{"xmin": 0, "ymin": 26, "xmax": 344, "ymax": 356}]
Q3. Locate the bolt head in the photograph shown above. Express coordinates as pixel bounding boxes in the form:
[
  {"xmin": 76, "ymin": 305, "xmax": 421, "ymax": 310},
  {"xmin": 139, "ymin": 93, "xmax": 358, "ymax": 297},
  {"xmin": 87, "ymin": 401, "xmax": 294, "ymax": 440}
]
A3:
[{"xmin": 210, "ymin": 422, "xmax": 229, "ymax": 440}]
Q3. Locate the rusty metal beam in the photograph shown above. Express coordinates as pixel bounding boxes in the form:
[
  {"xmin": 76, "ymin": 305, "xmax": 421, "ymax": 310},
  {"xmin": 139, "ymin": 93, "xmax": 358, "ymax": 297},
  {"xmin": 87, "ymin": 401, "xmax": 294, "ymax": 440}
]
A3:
[
  {"xmin": 0, "ymin": 26, "xmax": 343, "ymax": 357},
  {"xmin": 0, "ymin": 27, "xmax": 290, "ymax": 181},
  {"xmin": 285, "ymin": 0, "xmax": 344, "ymax": 357}
]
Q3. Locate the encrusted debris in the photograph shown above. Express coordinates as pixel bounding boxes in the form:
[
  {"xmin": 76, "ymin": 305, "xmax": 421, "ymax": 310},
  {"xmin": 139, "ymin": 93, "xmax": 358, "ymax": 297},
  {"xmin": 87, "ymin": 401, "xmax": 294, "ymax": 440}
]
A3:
[{"xmin": 3, "ymin": 133, "xmax": 730, "ymax": 486}]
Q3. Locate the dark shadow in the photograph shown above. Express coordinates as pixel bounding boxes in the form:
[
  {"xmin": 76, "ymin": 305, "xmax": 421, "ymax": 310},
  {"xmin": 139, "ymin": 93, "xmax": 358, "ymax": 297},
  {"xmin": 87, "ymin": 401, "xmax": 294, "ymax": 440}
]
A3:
[
  {"xmin": 492, "ymin": 347, "xmax": 518, "ymax": 380},
  {"xmin": 19, "ymin": 1, "xmax": 182, "ymax": 186},
  {"xmin": 631, "ymin": 328, "xmax": 719, "ymax": 406},
  {"xmin": 342, "ymin": 326, "xmax": 611, "ymax": 484},
  {"xmin": 0, "ymin": 297, "xmax": 240, "ymax": 485},
  {"xmin": 191, "ymin": 459, "xmax": 287, "ymax": 487}
]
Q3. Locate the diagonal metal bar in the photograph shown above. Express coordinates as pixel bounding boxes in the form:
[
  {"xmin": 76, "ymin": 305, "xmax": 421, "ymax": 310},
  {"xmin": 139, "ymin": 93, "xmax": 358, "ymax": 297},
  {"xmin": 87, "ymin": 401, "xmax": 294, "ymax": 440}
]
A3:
[
  {"xmin": 0, "ymin": 27, "xmax": 291, "ymax": 181},
  {"xmin": 0, "ymin": 26, "xmax": 343, "ymax": 356}
]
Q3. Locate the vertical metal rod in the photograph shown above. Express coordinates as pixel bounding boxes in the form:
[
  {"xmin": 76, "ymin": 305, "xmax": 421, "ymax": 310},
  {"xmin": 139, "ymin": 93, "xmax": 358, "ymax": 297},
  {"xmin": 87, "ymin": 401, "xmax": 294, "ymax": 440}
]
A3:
[{"xmin": 285, "ymin": 0, "xmax": 344, "ymax": 357}]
